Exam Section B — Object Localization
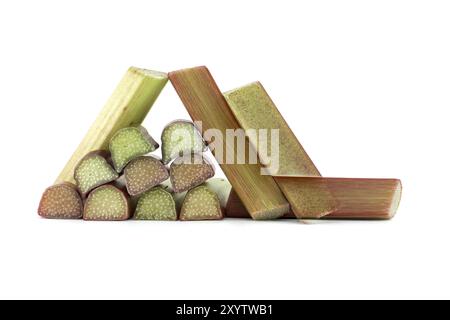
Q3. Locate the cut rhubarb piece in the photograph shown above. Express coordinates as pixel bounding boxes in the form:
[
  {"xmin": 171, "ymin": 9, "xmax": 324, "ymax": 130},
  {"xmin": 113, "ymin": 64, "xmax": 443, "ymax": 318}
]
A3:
[
  {"xmin": 275, "ymin": 177, "xmax": 402, "ymax": 220},
  {"xmin": 74, "ymin": 151, "xmax": 119, "ymax": 196},
  {"xmin": 83, "ymin": 185, "xmax": 131, "ymax": 221},
  {"xmin": 38, "ymin": 183, "xmax": 83, "ymax": 219},
  {"xmin": 180, "ymin": 185, "xmax": 223, "ymax": 221},
  {"xmin": 169, "ymin": 153, "xmax": 215, "ymax": 193},
  {"xmin": 134, "ymin": 187, "xmax": 177, "ymax": 220},
  {"xmin": 224, "ymin": 81, "xmax": 335, "ymax": 218},
  {"xmin": 161, "ymin": 120, "xmax": 206, "ymax": 164},
  {"xmin": 109, "ymin": 126, "xmax": 159, "ymax": 172},
  {"xmin": 169, "ymin": 66, "xmax": 289, "ymax": 219},
  {"xmin": 56, "ymin": 67, "xmax": 168, "ymax": 184},
  {"xmin": 124, "ymin": 156, "xmax": 169, "ymax": 196}
]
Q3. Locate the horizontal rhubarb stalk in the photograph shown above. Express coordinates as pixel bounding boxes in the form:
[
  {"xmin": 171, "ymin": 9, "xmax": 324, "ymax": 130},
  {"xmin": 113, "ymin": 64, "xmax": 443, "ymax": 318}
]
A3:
[
  {"xmin": 169, "ymin": 66, "xmax": 289, "ymax": 220},
  {"xmin": 56, "ymin": 67, "xmax": 168, "ymax": 184},
  {"xmin": 227, "ymin": 177, "xmax": 402, "ymax": 219}
]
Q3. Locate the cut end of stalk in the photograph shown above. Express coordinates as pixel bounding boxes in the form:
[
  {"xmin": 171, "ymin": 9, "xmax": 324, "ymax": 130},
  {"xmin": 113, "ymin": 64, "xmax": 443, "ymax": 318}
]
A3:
[
  {"xmin": 134, "ymin": 187, "xmax": 177, "ymax": 220},
  {"xmin": 83, "ymin": 185, "xmax": 130, "ymax": 221},
  {"xmin": 161, "ymin": 120, "xmax": 206, "ymax": 164},
  {"xmin": 180, "ymin": 185, "xmax": 223, "ymax": 221},
  {"xmin": 170, "ymin": 153, "xmax": 215, "ymax": 193},
  {"xmin": 74, "ymin": 151, "xmax": 119, "ymax": 195},
  {"xmin": 388, "ymin": 180, "xmax": 402, "ymax": 219},
  {"xmin": 109, "ymin": 126, "xmax": 159, "ymax": 172},
  {"xmin": 130, "ymin": 67, "xmax": 167, "ymax": 79},
  {"xmin": 124, "ymin": 156, "xmax": 169, "ymax": 196},
  {"xmin": 38, "ymin": 183, "xmax": 83, "ymax": 219}
]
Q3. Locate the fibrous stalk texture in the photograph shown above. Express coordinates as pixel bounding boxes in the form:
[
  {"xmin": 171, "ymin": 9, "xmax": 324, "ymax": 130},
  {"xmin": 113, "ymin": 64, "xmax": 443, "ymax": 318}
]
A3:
[
  {"xmin": 169, "ymin": 66, "xmax": 289, "ymax": 220},
  {"xmin": 56, "ymin": 67, "xmax": 167, "ymax": 184},
  {"xmin": 224, "ymin": 81, "xmax": 335, "ymax": 218},
  {"xmin": 275, "ymin": 177, "xmax": 402, "ymax": 219}
]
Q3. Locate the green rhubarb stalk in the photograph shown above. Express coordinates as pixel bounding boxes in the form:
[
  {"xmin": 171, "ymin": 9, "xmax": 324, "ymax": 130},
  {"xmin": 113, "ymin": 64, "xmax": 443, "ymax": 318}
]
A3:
[
  {"xmin": 55, "ymin": 67, "xmax": 167, "ymax": 184},
  {"xmin": 223, "ymin": 81, "xmax": 335, "ymax": 218}
]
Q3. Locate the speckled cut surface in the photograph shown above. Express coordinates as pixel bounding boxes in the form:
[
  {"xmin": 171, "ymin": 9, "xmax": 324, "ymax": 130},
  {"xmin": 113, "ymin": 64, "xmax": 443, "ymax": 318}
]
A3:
[
  {"xmin": 134, "ymin": 187, "xmax": 177, "ymax": 220},
  {"xmin": 170, "ymin": 154, "xmax": 215, "ymax": 193},
  {"xmin": 124, "ymin": 156, "xmax": 169, "ymax": 196},
  {"xmin": 109, "ymin": 126, "xmax": 158, "ymax": 172},
  {"xmin": 161, "ymin": 120, "xmax": 205, "ymax": 164},
  {"xmin": 83, "ymin": 185, "xmax": 129, "ymax": 221},
  {"xmin": 180, "ymin": 185, "xmax": 223, "ymax": 220},
  {"xmin": 38, "ymin": 183, "xmax": 83, "ymax": 219},
  {"xmin": 74, "ymin": 153, "xmax": 118, "ymax": 194},
  {"xmin": 224, "ymin": 82, "xmax": 321, "ymax": 176}
]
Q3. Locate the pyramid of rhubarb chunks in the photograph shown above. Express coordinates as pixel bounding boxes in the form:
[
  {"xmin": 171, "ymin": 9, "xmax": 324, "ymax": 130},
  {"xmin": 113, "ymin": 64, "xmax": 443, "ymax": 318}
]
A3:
[{"xmin": 38, "ymin": 65, "xmax": 402, "ymax": 222}]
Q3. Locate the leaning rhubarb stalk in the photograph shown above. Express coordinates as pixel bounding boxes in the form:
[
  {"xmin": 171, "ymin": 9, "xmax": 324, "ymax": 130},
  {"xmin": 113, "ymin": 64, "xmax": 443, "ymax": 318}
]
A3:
[
  {"xmin": 161, "ymin": 120, "xmax": 206, "ymax": 164},
  {"xmin": 109, "ymin": 126, "xmax": 159, "ymax": 172},
  {"xmin": 180, "ymin": 185, "xmax": 223, "ymax": 221},
  {"xmin": 169, "ymin": 153, "xmax": 215, "ymax": 193},
  {"xmin": 124, "ymin": 156, "xmax": 169, "ymax": 196},
  {"xmin": 38, "ymin": 183, "xmax": 83, "ymax": 219},
  {"xmin": 224, "ymin": 81, "xmax": 335, "ymax": 218},
  {"xmin": 169, "ymin": 67, "xmax": 289, "ymax": 220},
  {"xmin": 134, "ymin": 187, "xmax": 177, "ymax": 220},
  {"xmin": 55, "ymin": 67, "xmax": 167, "ymax": 184},
  {"xmin": 74, "ymin": 151, "xmax": 118, "ymax": 196},
  {"xmin": 83, "ymin": 185, "xmax": 131, "ymax": 221}
]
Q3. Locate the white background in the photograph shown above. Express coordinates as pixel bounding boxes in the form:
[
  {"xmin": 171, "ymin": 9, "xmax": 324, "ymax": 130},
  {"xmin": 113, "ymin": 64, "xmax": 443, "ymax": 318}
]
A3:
[{"xmin": 0, "ymin": 0, "xmax": 449, "ymax": 300}]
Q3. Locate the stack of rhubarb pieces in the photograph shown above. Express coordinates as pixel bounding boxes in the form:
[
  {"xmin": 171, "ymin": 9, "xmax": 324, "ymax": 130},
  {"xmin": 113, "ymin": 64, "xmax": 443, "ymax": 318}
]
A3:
[{"xmin": 38, "ymin": 66, "xmax": 401, "ymax": 221}]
